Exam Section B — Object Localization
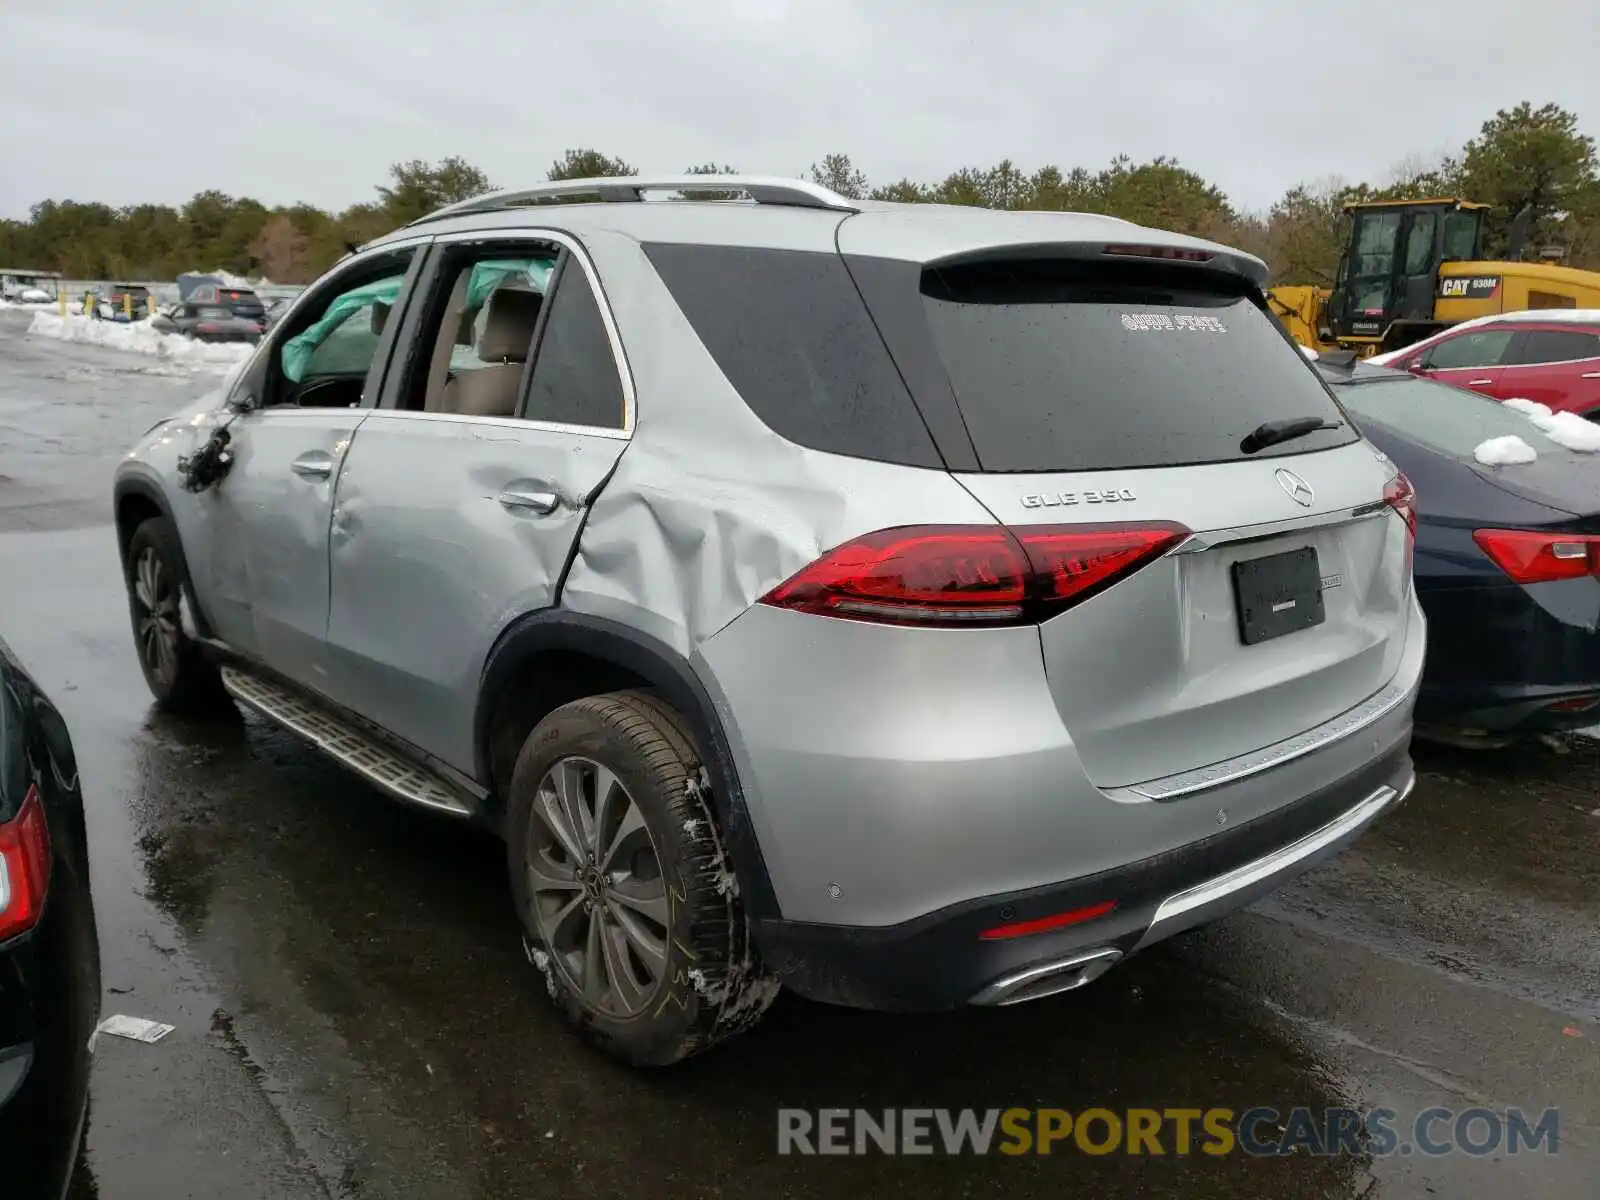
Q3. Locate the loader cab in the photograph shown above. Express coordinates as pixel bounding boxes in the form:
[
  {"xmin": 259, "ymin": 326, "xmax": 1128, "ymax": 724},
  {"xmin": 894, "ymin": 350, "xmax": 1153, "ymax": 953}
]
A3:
[{"xmin": 1327, "ymin": 199, "xmax": 1486, "ymax": 351}]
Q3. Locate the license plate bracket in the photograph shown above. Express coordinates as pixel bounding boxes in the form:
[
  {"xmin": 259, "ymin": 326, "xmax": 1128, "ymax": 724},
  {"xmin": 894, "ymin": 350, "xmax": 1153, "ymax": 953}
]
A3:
[{"xmin": 1232, "ymin": 547, "xmax": 1325, "ymax": 645}]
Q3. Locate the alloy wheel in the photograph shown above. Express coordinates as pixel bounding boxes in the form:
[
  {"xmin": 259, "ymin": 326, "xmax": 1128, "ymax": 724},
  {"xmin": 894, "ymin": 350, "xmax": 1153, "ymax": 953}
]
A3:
[
  {"xmin": 525, "ymin": 756, "xmax": 670, "ymax": 1018},
  {"xmin": 132, "ymin": 546, "xmax": 180, "ymax": 680}
]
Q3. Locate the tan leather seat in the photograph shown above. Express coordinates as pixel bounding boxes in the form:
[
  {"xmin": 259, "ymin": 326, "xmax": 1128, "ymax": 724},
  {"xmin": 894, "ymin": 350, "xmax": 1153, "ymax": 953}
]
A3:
[{"xmin": 437, "ymin": 288, "xmax": 543, "ymax": 417}]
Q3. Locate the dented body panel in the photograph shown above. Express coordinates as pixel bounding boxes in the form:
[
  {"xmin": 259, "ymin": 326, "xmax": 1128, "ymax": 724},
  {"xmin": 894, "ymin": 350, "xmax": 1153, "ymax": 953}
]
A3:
[{"xmin": 115, "ymin": 189, "xmax": 1421, "ymax": 1011}]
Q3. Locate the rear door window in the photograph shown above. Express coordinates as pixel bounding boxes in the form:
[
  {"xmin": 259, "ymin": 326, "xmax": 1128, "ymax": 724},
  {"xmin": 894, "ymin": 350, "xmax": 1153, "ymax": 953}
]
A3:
[
  {"xmin": 917, "ymin": 260, "xmax": 1354, "ymax": 471},
  {"xmin": 1514, "ymin": 329, "xmax": 1600, "ymax": 365}
]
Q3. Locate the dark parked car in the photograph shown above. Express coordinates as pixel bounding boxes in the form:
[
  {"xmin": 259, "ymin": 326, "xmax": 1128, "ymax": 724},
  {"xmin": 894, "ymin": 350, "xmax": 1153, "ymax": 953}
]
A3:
[
  {"xmin": 0, "ymin": 637, "xmax": 100, "ymax": 1197},
  {"xmin": 176, "ymin": 274, "xmax": 267, "ymax": 323},
  {"xmin": 151, "ymin": 303, "xmax": 263, "ymax": 344},
  {"xmin": 1321, "ymin": 358, "xmax": 1600, "ymax": 741}
]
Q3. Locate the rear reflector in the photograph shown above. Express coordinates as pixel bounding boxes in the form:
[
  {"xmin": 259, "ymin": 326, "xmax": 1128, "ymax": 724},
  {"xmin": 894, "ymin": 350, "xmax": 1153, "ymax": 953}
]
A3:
[
  {"xmin": 760, "ymin": 522, "xmax": 1189, "ymax": 626},
  {"xmin": 0, "ymin": 784, "xmax": 51, "ymax": 942},
  {"xmin": 1472, "ymin": 529, "xmax": 1600, "ymax": 584},
  {"xmin": 981, "ymin": 900, "xmax": 1118, "ymax": 941}
]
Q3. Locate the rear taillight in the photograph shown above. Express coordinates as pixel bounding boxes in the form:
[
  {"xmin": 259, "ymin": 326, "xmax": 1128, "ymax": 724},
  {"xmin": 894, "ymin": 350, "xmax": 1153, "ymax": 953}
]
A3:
[
  {"xmin": 0, "ymin": 784, "xmax": 51, "ymax": 942},
  {"xmin": 1384, "ymin": 472, "xmax": 1417, "ymax": 536},
  {"xmin": 760, "ymin": 522, "xmax": 1189, "ymax": 626},
  {"xmin": 1472, "ymin": 529, "xmax": 1600, "ymax": 584}
]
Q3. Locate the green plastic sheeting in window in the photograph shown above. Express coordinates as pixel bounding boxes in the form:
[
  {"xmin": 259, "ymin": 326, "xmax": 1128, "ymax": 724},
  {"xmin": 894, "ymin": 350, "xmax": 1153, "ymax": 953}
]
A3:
[
  {"xmin": 281, "ymin": 275, "xmax": 406, "ymax": 384},
  {"xmin": 280, "ymin": 258, "xmax": 556, "ymax": 384}
]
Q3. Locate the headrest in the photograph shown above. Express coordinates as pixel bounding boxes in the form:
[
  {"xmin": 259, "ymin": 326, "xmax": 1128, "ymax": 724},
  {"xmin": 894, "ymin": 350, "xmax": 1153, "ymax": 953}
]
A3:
[
  {"xmin": 370, "ymin": 300, "xmax": 391, "ymax": 335},
  {"xmin": 477, "ymin": 288, "xmax": 543, "ymax": 362}
]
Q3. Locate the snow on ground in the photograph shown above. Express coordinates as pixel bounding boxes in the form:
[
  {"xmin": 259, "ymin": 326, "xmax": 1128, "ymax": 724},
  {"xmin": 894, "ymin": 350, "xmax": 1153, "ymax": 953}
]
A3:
[
  {"xmin": 1501, "ymin": 397, "xmax": 1600, "ymax": 453},
  {"xmin": 27, "ymin": 310, "xmax": 254, "ymax": 373},
  {"xmin": 1473, "ymin": 435, "xmax": 1538, "ymax": 465}
]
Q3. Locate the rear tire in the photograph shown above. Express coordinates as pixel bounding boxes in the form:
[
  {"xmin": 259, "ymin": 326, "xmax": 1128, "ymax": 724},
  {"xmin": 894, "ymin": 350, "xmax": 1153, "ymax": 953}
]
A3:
[
  {"xmin": 123, "ymin": 517, "xmax": 231, "ymax": 716},
  {"xmin": 506, "ymin": 691, "xmax": 776, "ymax": 1066}
]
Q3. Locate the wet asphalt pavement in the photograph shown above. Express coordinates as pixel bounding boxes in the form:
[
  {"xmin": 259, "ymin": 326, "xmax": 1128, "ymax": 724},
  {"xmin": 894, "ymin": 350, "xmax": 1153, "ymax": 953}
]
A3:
[{"xmin": 2, "ymin": 306, "xmax": 1599, "ymax": 1198}]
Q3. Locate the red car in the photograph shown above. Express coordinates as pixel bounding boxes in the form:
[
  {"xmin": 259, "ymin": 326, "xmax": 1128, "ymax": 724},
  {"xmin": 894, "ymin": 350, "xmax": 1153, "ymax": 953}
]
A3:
[{"xmin": 1371, "ymin": 311, "xmax": 1600, "ymax": 416}]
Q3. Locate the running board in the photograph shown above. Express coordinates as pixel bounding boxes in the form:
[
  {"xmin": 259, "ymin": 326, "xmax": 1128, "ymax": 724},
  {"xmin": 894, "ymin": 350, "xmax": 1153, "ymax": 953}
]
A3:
[{"xmin": 220, "ymin": 668, "xmax": 475, "ymax": 818}]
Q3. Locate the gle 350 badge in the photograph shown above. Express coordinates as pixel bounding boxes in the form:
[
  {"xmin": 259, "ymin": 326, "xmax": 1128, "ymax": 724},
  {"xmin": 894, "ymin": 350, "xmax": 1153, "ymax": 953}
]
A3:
[{"xmin": 1022, "ymin": 488, "xmax": 1137, "ymax": 509}]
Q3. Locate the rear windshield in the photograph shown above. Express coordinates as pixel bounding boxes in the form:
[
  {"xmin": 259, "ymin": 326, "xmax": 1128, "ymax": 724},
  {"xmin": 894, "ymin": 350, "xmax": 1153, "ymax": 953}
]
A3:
[
  {"xmin": 222, "ymin": 289, "xmax": 261, "ymax": 305},
  {"xmin": 918, "ymin": 259, "xmax": 1355, "ymax": 471},
  {"xmin": 1332, "ymin": 372, "xmax": 1567, "ymax": 459}
]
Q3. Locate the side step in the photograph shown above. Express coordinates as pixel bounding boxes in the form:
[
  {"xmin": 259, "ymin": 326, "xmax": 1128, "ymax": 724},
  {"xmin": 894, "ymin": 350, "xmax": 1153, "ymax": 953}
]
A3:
[{"xmin": 220, "ymin": 667, "xmax": 475, "ymax": 818}]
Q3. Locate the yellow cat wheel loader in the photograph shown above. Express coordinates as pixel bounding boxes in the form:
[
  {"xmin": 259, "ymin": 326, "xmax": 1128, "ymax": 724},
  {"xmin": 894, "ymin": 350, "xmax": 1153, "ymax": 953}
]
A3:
[{"xmin": 1267, "ymin": 197, "xmax": 1600, "ymax": 356}]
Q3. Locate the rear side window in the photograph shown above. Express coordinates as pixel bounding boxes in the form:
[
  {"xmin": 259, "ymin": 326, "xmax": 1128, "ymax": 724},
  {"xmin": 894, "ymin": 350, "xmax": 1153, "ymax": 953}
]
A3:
[
  {"xmin": 1516, "ymin": 329, "xmax": 1600, "ymax": 364},
  {"xmin": 917, "ymin": 260, "xmax": 1354, "ymax": 471},
  {"xmin": 644, "ymin": 244, "xmax": 941, "ymax": 467}
]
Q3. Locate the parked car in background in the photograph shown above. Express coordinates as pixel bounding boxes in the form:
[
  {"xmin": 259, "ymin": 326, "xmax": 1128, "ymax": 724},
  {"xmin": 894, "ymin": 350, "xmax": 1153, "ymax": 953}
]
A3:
[
  {"xmin": 262, "ymin": 296, "xmax": 294, "ymax": 329},
  {"xmin": 150, "ymin": 301, "xmax": 263, "ymax": 343},
  {"xmin": 98, "ymin": 283, "xmax": 152, "ymax": 321},
  {"xmin": 1321, "ymin": 357, "xmax": 1600, "ymax": 742},
  {"xmin": 0, "ymin": 637, "xmax": 100, "ymax": 1197},
  {"xmin": 175, "ymin": 275, "xmax": 267, "ymax": 324},
  {"xmin": 1369, "ymin": 309, "xmax": 1600, "ymax": 417},
  {"xmin": 0, "ymin": 270, "xmax": 60, "ymax": 304},
  {"xmin": 113, "ymin": 175, "xmax": 1422, "ymax": 1065}
]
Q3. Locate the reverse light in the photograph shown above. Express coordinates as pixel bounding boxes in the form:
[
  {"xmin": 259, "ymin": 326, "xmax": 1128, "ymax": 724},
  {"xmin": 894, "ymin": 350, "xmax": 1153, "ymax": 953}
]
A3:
[
  {"xmin": 0, "ymin": 784, "xmax": 51, "ymax": 943},
  {"xmin": 1472, "ymin": 529, "xmax": 1600, "ymax": 584},
  {"xmin": 760, "ymin": 523, "xmax": 1189, "ymax": 626},
  {"xmin": 980, "ymin": 900, "xmax": 1118, "ymax": 941}
]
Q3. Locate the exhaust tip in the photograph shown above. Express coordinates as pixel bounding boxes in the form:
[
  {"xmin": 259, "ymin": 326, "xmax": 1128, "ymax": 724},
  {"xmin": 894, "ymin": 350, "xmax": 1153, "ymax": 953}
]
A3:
[{"xmin": 970, "ymin": 948, "xmax": 1123, "ymax": 1007}]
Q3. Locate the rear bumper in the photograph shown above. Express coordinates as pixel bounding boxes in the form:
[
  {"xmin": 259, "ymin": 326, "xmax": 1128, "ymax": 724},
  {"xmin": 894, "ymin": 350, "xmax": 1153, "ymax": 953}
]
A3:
[
  {"xmin": 757, "ymin": 742, "xmax": 1414, "ymax": 1011},
  {"xmin": 1417, "ymin": 574, "xmax": 1600, "ymax": 731}
]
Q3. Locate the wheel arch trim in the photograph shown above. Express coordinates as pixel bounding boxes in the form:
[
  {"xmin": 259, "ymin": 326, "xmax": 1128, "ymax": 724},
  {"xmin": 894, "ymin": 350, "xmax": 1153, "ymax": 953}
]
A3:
[{"xmin": 475, "ymin": 610, "xmax": 781, "ymax": 921}]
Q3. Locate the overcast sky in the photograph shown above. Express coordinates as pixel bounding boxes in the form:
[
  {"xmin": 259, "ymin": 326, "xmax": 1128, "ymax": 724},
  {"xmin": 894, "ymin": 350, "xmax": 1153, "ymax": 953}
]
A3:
[{"xmin": 2, "ymin": 0, "xmax": 1595, "ymax": 220}]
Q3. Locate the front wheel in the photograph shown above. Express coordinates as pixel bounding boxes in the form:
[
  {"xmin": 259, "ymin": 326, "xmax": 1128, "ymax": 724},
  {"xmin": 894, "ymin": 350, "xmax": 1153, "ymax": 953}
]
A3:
[
  {"xmin": 123, "ymin": 517, "xmax": 231, "ymax": 716},
  {"xmin": 506, "ymin": 691, "xmax": 776, "ymax": 1066}
]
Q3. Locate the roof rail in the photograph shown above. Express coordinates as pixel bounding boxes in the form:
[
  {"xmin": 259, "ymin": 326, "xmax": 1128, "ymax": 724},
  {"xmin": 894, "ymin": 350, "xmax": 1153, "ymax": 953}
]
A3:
[{"xmin": 410, "ymin": 175, "xmax": 859, "ymax": 227}]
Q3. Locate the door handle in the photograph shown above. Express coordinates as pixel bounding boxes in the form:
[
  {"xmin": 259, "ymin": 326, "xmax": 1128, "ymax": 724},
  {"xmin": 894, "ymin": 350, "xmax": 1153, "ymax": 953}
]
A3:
[
  {"xmin": 498, "ymin": 487, "xmax": 560, "ymax": 515},
  {"xmin": 1466, "ymin": 378, "xmax": 1494, "ymax": 386},
  {"xmin": 1582, "ymin": 371, "xmax": 1600, "ymax": 379},
  {"xmin": 291, "ymin": 450, "xmax": 334, "ymax": 480}
]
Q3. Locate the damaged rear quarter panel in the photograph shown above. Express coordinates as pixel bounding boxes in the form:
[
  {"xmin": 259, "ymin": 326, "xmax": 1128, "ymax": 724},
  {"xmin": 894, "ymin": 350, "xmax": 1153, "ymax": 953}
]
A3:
[
  {"xmin": 561, "ymin": 233, "xmax": 998, "ymax": 876},
  {"xmin": 560, "ymin": 231, "xmax": 997, "ymax": 656}
]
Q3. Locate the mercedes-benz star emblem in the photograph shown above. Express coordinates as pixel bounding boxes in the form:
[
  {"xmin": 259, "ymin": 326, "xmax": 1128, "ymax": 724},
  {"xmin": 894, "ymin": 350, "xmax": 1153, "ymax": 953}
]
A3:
[{"xmin": 1274, "ymin": 467, "xmax": 1315, "ymax": 508}]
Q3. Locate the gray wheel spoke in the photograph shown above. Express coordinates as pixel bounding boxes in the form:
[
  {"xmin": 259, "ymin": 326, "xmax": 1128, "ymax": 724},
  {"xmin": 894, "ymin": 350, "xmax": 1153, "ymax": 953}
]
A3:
[
  {"xmin": 599, "ymin": 800, "xmax": 647, "ymax": 872},
  {"xmin": 545, "ymin": 893, "xmax": 587, "ymax": 945},
  {"xmin": 597, "ymin": 913, "xmax": 650, "ymax": 1013},
  {"xmin": 606, "ymin": 881, "xmax": 668, "ymax": 928},
  {"xmin": 605, "ymin": 897, "xmax": 667, "ymax": 977},
  {"xmin": 553, "ymin": 759, "xmax": 596, "ymax": 855},
  {"xmin": 533, "ymin": 782, "xmax": 585, "ymax": 863},
  {"xmin": 526, "ymin": 852, "xmax": 581, "ymax": 897},
  {"xmin": 582, "ymin": 910, "xmax": 606, "ymax": 1005},
  {"xmin": 591, "ymin": 765, "xmax": 626, "ymax": 860}
]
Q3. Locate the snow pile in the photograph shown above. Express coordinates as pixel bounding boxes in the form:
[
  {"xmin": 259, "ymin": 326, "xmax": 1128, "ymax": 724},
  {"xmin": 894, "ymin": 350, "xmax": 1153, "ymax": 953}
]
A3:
[
  {"xmin": 1473, "ymin": 435, "xmax": 1538, "ymax": 465},
  {"xmin": 1502, "ymin": 397, "xmax": 1600, "ymax": 453},
  {"xmin": 26, "ymin": 309, "xmax": 254, "ymax": 372},
  {"xmin": 1299, "ymin": 345, "xmax": 1319, "ymax": 360}
]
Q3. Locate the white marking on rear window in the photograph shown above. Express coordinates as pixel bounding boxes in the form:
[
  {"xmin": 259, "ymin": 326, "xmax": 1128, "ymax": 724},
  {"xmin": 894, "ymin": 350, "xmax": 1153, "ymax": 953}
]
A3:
[{"xmin": 1119, "ymin": 312, "xmax": 1227, "ymax": 333}]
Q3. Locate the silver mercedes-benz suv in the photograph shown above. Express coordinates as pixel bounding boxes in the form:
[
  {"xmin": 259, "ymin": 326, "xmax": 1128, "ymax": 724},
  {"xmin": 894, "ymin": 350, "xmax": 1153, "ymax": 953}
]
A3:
[{"xmin": 113, "ymin": 176, "xmax": 1423, "ymax": 1065}]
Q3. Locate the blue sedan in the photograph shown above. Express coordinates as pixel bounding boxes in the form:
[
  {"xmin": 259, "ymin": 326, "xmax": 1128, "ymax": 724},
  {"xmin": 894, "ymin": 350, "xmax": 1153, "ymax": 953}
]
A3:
[{"xmin": 1319, "ymin": 359, "xmax": 1600, "ymax": 743}]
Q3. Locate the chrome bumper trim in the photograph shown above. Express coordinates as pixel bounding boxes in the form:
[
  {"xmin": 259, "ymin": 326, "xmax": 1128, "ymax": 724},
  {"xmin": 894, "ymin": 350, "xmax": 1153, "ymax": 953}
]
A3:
[
  {"xmin": 1136, "ymin": 772, "xmax": 1413, "ymax": 948},
  {"xmin": 1129, "ymin": 681, "xmax": 1413, "ymax": 801}
]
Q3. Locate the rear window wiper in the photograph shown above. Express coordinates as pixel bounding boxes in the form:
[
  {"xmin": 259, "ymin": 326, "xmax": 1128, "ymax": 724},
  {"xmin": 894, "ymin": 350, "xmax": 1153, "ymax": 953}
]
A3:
[{"xmin": 1240, "ymin": 416, "xmax": 1343, "ymax": 455}]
